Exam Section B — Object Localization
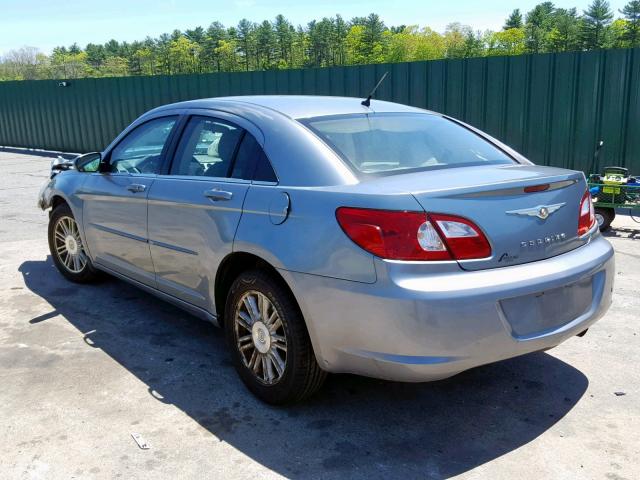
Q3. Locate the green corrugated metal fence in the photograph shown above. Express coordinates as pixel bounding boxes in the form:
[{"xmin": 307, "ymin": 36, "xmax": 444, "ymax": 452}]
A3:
[{"xmin": 1, "ymin": 48, "xmax": 639, "ymax": 174}]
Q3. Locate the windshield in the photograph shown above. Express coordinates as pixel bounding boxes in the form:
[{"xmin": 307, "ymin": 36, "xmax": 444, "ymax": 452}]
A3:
[{"xmin": 302, "ymin": 113, "xmax": 515, "ymax": 176}]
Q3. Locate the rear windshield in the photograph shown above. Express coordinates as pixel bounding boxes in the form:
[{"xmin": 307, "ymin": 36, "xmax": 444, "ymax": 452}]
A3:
[{"xmin": 301, "ymin": 113, "xmax": 515, "ymax": 176}]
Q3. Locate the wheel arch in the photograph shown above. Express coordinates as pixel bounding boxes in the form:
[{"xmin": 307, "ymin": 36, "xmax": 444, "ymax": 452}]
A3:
[
  {"xmin": 214, "ymin": 251, "xmax": 298, "ymax": 326},
  {"xmin": 48, "ymin": 191, "xmax": 92, "ymax": 260},
  {"xmin": 50, "ymin": 194, "xmax": 68, "ymax": 212},
  {"xmin": 215, "ymin": 250, "xmax": 328, "ymax": 376}
]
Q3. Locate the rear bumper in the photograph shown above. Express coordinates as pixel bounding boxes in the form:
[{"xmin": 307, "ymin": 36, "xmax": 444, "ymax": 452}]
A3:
[{"xmin": 280, "ymin": 234, "xmax": 614, "ymax": 382}]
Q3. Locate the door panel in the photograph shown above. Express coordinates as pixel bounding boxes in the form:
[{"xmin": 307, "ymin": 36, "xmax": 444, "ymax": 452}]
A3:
[
  {"xmin": 79, "ymin": 115, "xmax": 178, "ymax": 285},
  {"xmin": 81, "ymin": 174, "xmax": 156, "ymax": 285},
  {"xmin": 147, "ymin": 178, "xmax": 250, "ymax": 310}
]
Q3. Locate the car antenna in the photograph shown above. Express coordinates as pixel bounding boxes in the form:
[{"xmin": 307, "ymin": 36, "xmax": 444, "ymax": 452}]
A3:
[{"xmin": 361, "ymin": 71, "xmax": 389, "ymax": 108}]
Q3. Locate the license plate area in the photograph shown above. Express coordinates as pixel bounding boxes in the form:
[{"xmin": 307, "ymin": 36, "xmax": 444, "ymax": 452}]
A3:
[{"xmin": 499, "ymin": 276, "xmax": 593, "ymax": 338}]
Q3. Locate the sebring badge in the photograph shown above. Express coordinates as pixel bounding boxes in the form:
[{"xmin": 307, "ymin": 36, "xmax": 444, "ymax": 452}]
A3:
[{"xmin": 505, "ymin": 202, "xmax": 566, "ymax": 220}]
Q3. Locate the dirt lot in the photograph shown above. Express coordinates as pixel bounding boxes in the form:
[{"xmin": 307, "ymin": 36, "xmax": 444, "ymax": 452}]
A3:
[{"xmin": 0, "ymin": 149, "xmax": 638, "ymax": 480}]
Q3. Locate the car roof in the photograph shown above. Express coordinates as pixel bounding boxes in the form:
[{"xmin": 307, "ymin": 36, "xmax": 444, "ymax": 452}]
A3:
[{"xmin": 152, "ymin": 95, "xmax": 430, "ymax": 119}]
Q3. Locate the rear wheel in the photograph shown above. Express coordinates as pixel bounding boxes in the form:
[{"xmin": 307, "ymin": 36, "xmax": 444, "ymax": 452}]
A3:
[
  {"xmin": 48, "ymin": 203, "xmax": 101, "ymax": 283},
  {"xmin": 594, "ymin": 207, "xmax": 615, "ymax": 232},
  {"xmin": 224, "ymin": 269, "xmax": 326, "ymax": 404}
]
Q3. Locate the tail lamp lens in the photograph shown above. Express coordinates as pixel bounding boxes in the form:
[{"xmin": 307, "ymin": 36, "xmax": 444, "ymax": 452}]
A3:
[
  {"xmin": 335, "ymin": 207, "xmax": 491, "ymax": 261},
  {"xmin": 578, "ymin": 190, "xmax": 595, "ymax": 236},
  {"xmin": 430, "ymin": 214, "xmax": 492, "ymax": 260}
]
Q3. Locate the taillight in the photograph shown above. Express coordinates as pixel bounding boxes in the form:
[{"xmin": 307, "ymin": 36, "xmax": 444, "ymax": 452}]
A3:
[
  {"xmin": 429, "ymin": 213, "xmax": 492, "ymax": 260},
  {"xmin": 335, "ymin": 207, "xmax": 491, "ymax": 261},
  {"xmin": 578, "ymin": 190, "xmax": 595, "ymax": 236}
]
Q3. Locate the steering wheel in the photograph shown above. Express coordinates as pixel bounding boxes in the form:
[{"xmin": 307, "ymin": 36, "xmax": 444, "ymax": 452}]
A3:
[{"xmin": 134, "ymin": 155, "xmax": 159, "ymax": 174}]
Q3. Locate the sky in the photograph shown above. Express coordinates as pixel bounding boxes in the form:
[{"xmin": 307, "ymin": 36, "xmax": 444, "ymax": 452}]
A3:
[{"xmin": 0, "ymin": 0, "xmax": 630, "ymax": 55}]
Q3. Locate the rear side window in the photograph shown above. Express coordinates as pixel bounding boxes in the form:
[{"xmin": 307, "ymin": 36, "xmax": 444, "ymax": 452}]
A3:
[
  {"xmin": 231, "ymin": 134, "xmax": 278, "ymax": 183},
  {"xmin": 170, "ymin": 116, "xmax": 243, "ymax": 178},
  {"xmin": 302, "ymin": 113, "xmax": 515, "ymax": 176}
]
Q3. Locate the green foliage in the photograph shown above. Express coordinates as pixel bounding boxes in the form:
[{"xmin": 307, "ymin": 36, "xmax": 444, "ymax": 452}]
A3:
[
  {"xmin": 0, "ymin": 5, "xmax": 636, "ymax": 81},
  {"xmin": 547, "ymin": 8, "xmax": 582, "ymax": 52},
  {"xmin": 581, "ymin": 0, "xmax": 615, "ymax": 49},
  {"xmin": 524, "ymin": 2, "xmax": 555, "ymax": 53},
  {"xmin": 489, "ymin": 28, "xmax": 526, "ymax": 55},
  {"xmin": 620, "ymin": 0, "xmax": 640, "ymax": 46},
  {"xmin": 504, "ymin": 9, "xmax": 524, "ymax": 30}
]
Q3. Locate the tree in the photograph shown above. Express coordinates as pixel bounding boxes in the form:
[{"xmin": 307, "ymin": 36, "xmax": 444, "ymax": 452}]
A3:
[
  {"xmin": 130, "ymin": 47, "xmax": 155, "ymax": 75},
  {"xmin": 236, "ymin": 19, "xmax": 256, "ymax": 71},
  {"xmin": 274, "ymin": 14, "xmax": 294, "ymax": 67},
  {"xmin": 362, "ymin": 14, "xmax": 385, "ymax": 42},
  {"xmin": 202, "ymin": 22, "xmax": 228, "ymax": 72},
  {"xmin": 85, "ymin": 43, "xmax": 106, "ymax": 69},
  {"xmin": 255, "ymin": 20, "xmax": 277, "ymax": 69},
  {"xmin": 168, "ymin": 36, "xmax": 201, "ymax": 74},
  {"xmin": 582, "ymin": 0, "xmax": 614, "ymax": 49},
  {"xmin": 332, "ymin": 15, "xmax": 349, "ymax": 65},
  {"xmin": 489, "ymin": 28, "xmax": 526, "ymax": 55},
  {"xmin": 547, "ymin": 8, "xmax": 581, "ymax": 51},
  {"xmin": 100, "ymin": 56, "xmax": 129, "ymax": 77},
  {"xmin": 444, "ymin": 23, "xmax": 474, "ymax": 58},
  {"xmin": 1, "ymin": 46, "xmax": 41, "ymax": 79},
  {"xmin": 385, "ymin": 26, "xmax": 445, "ymax": 62},
  {"xmin": 215, "ymin": 39, "xmax": 238, "ymax": 72},
  {"xmin": 156, "ymin": 33, "xmax": 172, "ymax": 74},
  {"xmin": 50, "ymin": 49, "xmax": 89, "ymax": 79},
  {"xmin": 185, "ymin": 26, "xmax": 206, "ymax": 45},
  {"xmin": 504, "ymin": 9, "xmax": 524, "ymax": 30},
  {"xmin": 104, "ymin": 39, "xmax": 121, "ymax": 57},
  {"xmin": 524, "ymin": 2, "xmax": 556, "ymax": 53},
  {"xmin": 620, "ymin": 1, "xmax": 640, "ymax": 46},
  {"xmin": 360, "ymin": 13, "xmax": 387, "ymax": 60},
  {"xmin": 463, "ymin": 29, "xmax": 486, "ymax": 57},
  {"xmin": 345, "ymin": 25, "xmax": 367, "ymax": 64},
  {"xmin": 4, "ymin": 8, "xmax": 640, "ymax": 82}
]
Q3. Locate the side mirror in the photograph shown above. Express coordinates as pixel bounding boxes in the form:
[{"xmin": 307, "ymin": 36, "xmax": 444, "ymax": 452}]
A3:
[{"xmin": 74, "ymin": 152, "xmax": 101, "ymax": 172}]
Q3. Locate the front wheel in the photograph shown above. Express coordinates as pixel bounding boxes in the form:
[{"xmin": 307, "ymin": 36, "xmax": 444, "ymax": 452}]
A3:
[
  {"xmin": 224, "ymin": 269, "xmax": 326, "ymax": 404},
  {"xmin": 595, "ymin": 207, "xmax": 615, "ymax": 232},
  {"xmin": 48, "ymin": 203, "xmax": 101, "ymax": 283}
]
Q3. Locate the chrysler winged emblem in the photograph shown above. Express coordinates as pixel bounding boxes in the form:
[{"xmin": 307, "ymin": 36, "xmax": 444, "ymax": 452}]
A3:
[{"xmin": 505, "ymin": 203, "xmax": 566, "ymax": 220}]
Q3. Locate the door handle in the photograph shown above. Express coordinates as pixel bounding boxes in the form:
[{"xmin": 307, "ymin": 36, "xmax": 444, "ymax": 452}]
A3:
[
  {"xmin": 204, "ymin": 189, "xmax": 233, "ymax": 201},
  {"xmin": 127, "ymin": 183, "xmax": 147, "ymax": 193}
]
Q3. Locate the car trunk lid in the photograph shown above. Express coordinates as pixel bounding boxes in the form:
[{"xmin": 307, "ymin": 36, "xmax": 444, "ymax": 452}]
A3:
[{"xmin": 365, "ymin": 164, "xmax": 589, "ymax": 270}]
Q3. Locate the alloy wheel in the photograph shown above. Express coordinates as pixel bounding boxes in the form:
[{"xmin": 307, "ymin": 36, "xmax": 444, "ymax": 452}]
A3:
[
  {"xmin": 53, "ymin": 216, "xmax": 88, "ymax": 274},
  {"xmin": 234, "ymin": 290, "xmax": 288, "ymax": 385}
]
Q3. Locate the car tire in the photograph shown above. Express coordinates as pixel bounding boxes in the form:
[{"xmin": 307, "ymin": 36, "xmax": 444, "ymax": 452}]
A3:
[
  {"xmin": 48, "ymin": 203, "xmax": 101, "ymax": 283},
  {"xmin": 224, "ymin": 269, "xmax": 326, "ymax": 404},
  {"xmin": 595, "ymin": 207, "xmax": 615, "ymax": 232}
]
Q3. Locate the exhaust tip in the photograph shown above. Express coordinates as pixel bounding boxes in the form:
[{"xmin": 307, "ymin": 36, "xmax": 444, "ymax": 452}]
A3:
[{"xmin": 576, "ymin": 329, "xmax": 589, "ymax": 338}]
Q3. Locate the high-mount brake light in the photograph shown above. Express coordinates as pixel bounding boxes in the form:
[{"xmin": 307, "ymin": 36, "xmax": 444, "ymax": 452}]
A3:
[
  {"xmin": 524, "ymin": 184, "xmax": 550, "ymax": 193},
  {"xmin": 578, "ymin": 190, "xmax": 595, "ymax": 236},
  {"xmin": 335, "ymin": 207, "xmax": 491, "ymax": 261}
]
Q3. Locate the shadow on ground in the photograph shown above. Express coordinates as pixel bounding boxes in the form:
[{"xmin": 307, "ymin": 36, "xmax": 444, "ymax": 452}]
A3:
[
  {"xmin": 603, "ymin": 227, "xmax": 640, "ymax": 240},
  {"xmin": 19, "ymin": 257, "xmax": 588, "ymax": 479}
]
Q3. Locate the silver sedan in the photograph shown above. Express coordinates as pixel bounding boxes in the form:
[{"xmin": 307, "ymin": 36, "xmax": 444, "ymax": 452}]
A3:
[{"xmin": 38, "ymin": 96, "xmax": 614, "ymax": 404}]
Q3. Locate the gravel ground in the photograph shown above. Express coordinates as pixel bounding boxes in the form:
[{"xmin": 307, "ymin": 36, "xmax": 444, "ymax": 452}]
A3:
[{"xmin": 0, "ymin": 148, "xmax": 638, "ymax": 480}]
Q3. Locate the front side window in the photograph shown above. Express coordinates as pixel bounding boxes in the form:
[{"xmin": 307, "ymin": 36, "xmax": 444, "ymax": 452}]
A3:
[
  {"xmin": 302, "ymin": 113, "xmax": 515, "ymax": 176},
  {"xmin": 170, "ymin": 117, "xmax": 244, "ymax": 178},
  {"xmin": 109, "ymin": 116, "xmax": 177, "ymax": 174}
]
